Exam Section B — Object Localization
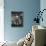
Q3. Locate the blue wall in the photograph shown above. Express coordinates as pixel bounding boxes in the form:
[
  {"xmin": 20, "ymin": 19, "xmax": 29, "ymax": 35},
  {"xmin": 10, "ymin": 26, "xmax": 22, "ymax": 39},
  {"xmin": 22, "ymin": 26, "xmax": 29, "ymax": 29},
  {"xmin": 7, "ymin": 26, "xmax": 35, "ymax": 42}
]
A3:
[{"xmin": 4, "ymin": 0, "xmax": 40, "ymax": 42}]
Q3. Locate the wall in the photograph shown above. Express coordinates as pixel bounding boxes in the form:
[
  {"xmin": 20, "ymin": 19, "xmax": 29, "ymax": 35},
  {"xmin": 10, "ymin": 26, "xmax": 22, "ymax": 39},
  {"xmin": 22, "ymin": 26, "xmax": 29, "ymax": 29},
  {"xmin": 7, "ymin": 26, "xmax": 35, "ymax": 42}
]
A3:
[
  {"xmin": 40, "ymin": 0, "xmax": 46, "ymax": 26},
  {"xmin": 4, "ymin": 0, "xmax": 40, "ymax": 42},
  {"xmin": 0, "ymin": 0, "xmax": 4, "ymax": 42}
]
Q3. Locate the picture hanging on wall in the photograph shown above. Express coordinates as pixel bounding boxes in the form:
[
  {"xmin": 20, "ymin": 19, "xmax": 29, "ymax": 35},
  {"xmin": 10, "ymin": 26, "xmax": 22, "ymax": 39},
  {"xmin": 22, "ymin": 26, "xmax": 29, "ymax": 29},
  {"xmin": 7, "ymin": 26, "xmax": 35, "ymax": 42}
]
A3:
[{"xmin": 11, "ymin": 11, "xmax": 23, "ymax": 27}]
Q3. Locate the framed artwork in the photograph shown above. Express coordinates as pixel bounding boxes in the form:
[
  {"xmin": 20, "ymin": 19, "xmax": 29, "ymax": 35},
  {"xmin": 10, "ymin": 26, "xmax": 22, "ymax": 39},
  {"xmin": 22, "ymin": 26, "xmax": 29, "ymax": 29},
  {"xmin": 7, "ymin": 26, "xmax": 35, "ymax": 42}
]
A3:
[{"xmin": 11, "ymin": 11, "xmax": 23, "ymax": 27}]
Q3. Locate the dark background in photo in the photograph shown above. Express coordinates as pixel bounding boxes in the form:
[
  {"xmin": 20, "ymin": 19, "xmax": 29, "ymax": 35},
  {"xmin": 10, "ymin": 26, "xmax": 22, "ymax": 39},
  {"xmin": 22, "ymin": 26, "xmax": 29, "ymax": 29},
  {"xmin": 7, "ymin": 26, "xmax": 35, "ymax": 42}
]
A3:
[{"xmin": 11, "ymin": 11, "xmax": 23, "ymax": 27}]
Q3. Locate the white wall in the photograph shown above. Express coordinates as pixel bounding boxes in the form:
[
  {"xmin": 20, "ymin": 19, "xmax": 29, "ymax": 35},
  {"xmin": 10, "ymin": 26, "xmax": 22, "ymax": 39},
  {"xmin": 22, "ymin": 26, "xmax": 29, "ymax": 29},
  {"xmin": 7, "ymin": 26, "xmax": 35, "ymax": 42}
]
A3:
[
  {"xmin": 0, "ymin": 0, "xmax": 4, "ymax": 42},
  {"xmin": 40, "ymin": 0, "xmax": 46, "ymax": 27}
]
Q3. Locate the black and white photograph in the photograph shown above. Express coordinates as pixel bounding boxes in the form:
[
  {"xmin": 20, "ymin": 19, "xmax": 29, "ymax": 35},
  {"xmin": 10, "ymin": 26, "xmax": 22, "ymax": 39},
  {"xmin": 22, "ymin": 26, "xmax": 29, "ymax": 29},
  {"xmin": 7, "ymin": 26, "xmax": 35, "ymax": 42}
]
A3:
[{"xmin": 11, "ymin": 11, "xmax": 23, "ymax": 27}]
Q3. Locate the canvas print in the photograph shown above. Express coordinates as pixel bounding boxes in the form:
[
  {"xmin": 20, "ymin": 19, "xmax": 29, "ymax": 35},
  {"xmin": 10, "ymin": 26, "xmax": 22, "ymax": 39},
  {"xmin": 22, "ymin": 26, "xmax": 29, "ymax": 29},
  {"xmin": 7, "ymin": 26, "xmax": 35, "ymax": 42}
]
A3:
[{"xmin": 11, "ymin": 11, "xmax": 23, "ymax": 27}]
